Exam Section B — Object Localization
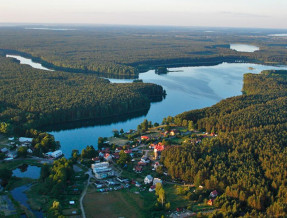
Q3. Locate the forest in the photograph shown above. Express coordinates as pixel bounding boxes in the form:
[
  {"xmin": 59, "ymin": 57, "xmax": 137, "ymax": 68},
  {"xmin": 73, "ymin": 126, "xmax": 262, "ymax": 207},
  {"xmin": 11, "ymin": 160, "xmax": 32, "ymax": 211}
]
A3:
[
  {"xmin": 0, "ymin": 26, "xmax": 286, "ymax": 77},
  {"xmin": 161, "ymin": 70, "xmax": 287, "ymax": 216},
  {"xmin": 0, "ymin": 56, "xmax": 164, "ymax": 134}
]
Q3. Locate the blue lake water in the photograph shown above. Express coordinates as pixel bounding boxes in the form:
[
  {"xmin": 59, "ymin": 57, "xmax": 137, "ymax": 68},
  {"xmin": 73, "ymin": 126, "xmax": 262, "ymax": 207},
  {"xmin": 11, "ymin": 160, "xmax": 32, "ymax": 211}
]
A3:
[
  {"xmin": 5, "ymin": 55, "xmax": 287, "ymax": 156},
  {"xmin": 12, "ymin": 165, "xmax": 41, "ymax": 179},
  {"xmin": 11, "ymin": 185, "xmax": 44, "ymax": 218},
  {"xmin": 51, "ymin": 63, "xmax": 287, "ymax": 156}
]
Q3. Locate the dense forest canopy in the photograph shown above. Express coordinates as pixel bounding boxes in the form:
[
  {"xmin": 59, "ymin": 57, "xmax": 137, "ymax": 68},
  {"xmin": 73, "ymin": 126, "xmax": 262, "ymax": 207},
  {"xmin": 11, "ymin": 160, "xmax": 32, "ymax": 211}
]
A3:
[
  {"xmin": 0, "ymin": 26, "xmax": 286, "ymax": 76},
  {"xmin": 162, "ymin": 70, "xmax": 287, "ymax": 216},
  {"xmin": 0, "ymin": 56, "xmax": 164, "ymax": 134}
]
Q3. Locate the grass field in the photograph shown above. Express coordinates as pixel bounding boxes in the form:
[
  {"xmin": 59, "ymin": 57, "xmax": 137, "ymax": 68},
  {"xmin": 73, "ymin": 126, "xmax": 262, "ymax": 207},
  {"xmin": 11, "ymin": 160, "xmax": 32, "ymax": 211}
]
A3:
[
  {"xmin": 83, "ymin": 188, "xmax": 152, "ymax": 218},
  {"xmin": 0, "ymin": 159, "xmax": 41, "ymax": 170}
]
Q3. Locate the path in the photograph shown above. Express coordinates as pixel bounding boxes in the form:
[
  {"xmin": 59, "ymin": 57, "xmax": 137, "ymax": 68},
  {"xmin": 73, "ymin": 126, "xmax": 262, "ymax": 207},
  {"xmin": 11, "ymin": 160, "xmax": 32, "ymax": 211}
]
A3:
[{"xmin": 79, "ymin": 169, "xmax": 93, "ymax": 218}]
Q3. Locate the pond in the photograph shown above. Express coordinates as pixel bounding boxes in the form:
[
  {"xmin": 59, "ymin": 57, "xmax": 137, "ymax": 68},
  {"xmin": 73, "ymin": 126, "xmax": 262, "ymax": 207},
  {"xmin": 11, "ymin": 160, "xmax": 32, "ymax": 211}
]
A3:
[
  {"xmin": 12, "ymin": 165, "xmax": 41, "ymax": 179},
  {"xmin": 230, "ymin": 44, "xmax": 259, "ymax": 52},
  {"xmin": 11, "ymin": 185, "xmax": 44, "ymax": 218}
]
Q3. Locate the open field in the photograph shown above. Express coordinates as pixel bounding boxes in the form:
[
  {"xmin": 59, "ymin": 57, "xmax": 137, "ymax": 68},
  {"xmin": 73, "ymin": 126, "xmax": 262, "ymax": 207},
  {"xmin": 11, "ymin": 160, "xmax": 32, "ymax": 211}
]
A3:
[{"xmin": 83, "ymin": 188, "xmax": 148, "ymax": 218}]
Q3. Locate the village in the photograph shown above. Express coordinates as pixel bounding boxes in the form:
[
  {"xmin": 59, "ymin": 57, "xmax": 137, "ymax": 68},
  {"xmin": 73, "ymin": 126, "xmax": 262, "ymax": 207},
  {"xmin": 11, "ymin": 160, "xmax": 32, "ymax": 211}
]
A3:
[
  {"xmin": 0, "ymin": 122, "xmax": 219, "ymax": 217},
  {"xmin": 81, "ymin": 123, "xmax": 219, "ymax": 217}
]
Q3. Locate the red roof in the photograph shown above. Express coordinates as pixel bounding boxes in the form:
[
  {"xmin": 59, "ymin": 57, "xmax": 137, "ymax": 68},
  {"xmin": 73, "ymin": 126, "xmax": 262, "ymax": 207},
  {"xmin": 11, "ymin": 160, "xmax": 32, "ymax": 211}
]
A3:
[
  {"xmin": 104, "ymin": 153, "xmax": 110, "ymax": 158},
  {"xmin": 124, "ymin": 149, "xmax": 132, "ymax": 154},
  {"xmin": 154, "ymin": 142, "xmax": 164, "ymax": 151},
  {"xmin": 141, "ymin": 136, "xmax": 149, "ymax": 140},
  {"xmin": 211, "ymin": 190, "xmax": 218, "ymax": 196},
  {"xmin": 135, "ymin": 166, "xmax": 142, "ymax": 172},
  {"xmin": 138, "ymin": 162, "xmax": 147, "ymax": 166}
]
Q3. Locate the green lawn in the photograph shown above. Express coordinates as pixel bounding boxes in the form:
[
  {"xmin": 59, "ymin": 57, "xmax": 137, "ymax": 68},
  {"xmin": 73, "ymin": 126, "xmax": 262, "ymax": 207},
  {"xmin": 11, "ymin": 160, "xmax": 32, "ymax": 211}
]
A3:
[
  {"xmin": 0, "ymin": 159, "xmax": 42, "ymax": 170},
  {"xmin": 84, "ymin": 189, "xmax": 152, "ymax": 218}
]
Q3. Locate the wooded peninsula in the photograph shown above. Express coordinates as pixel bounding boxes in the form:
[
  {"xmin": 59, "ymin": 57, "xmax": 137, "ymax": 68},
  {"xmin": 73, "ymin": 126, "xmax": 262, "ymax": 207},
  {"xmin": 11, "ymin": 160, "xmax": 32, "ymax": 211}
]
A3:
[{"xmin": 0, "ymin": 54, "xmax": 164, "ymax": 134}]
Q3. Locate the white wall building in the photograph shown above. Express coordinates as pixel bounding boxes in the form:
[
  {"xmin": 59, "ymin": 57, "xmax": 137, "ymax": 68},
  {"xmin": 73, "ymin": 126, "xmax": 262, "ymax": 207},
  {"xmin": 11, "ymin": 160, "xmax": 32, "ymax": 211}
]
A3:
[{"xmin": 51, "ymin": 150, "xmax": 63, "ymax": 158}]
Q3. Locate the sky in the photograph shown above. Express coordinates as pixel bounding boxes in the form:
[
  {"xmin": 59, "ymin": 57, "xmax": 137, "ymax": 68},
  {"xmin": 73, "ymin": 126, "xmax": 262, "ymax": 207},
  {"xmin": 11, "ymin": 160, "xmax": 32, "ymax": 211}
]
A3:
[{"xmin": 0, "ymin": 0, "xmax": 286, "ymax": 29}]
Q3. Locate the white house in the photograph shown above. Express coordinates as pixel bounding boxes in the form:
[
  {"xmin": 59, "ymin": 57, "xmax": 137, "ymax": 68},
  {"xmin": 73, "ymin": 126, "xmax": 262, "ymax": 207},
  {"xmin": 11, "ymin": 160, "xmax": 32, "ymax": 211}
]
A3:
[
  {"xmin": 153, "ymin": 178, "xmax": 162, "ymax": 186},
  {"xmin": 144, "ymin": 175, "xmax": 153, "ymax": 184},
  {"xmin": 19, "ymin": 137, "xmax": 33, "ymax": 143},
  {"xmin": 51, "ymin": 150, "xmax": 63, "ymax": 158}
]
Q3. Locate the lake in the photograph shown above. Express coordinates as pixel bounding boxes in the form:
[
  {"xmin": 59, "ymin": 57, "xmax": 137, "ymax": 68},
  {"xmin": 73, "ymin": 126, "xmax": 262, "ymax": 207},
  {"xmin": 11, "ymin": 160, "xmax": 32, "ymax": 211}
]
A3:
[
  {"xmin": 6, "ymin": 55, "xmax": 287, "ymax": 156},
  {"xmin": 268, "ymin": 34, "xmax": 287, "ymax": 37},
  {"xmin": 230, "ymin": 44, "xmax": 259, "ymax": 52},
  {"xmin": 6, "ymin": 54, "xmax": 54, "ymax": 71}
]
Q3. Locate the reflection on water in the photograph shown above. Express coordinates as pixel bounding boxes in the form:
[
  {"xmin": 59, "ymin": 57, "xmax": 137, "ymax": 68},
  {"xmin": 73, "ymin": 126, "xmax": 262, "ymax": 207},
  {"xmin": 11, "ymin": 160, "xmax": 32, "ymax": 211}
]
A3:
[
  {"xmin": 51, "ymin": 63, "xmax": 287, "ymax": 156},
  {"xmin": 4, "ymin": 53, "xmax": 287, "ymax": 157}
]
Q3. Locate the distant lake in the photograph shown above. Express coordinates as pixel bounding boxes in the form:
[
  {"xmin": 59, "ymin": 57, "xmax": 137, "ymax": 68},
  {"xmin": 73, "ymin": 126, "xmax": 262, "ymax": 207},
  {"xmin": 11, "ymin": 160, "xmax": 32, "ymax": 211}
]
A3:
[
  {"xmin": 230, "ymin": 44, "xmax": 259, "ymax": 52},
  {"xmin": 25, "ymin": 27, "xmax": 76, "ymax": 31},
  {"xmin": 268, "ymin": 34, "xmax": 287, "ymax": 37},
  {"xmin": 6, "ymin": 55, "xmax": 54, "ymax": 71},
  {"xmin": 5, "ymin": 55, "xmax": 287, "ymax": 156}
]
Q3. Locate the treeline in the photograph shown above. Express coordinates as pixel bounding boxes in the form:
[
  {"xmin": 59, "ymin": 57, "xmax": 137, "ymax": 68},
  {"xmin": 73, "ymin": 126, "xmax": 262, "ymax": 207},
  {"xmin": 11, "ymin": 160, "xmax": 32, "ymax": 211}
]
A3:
[
  {"xmin": 0, "ymin": 57, "xmax": 164, "ymax": 134},
  {"xmin": 0, "ymin": 27, "xmax": 286, "ymax": 77},
  {"xmin": 161, "ymin": 70, "xmax": 287, "ymax": 216}
]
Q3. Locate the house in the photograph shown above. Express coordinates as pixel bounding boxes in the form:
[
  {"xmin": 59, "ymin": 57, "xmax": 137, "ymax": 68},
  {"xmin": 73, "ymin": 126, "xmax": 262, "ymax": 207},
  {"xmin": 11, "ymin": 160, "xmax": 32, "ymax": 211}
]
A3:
[
  {"xmin": 115, "ymin": 147, "xmax": 123, "ymax": 152},
  {"xmin": 135, "ymin": 182, "xmax": 141, "ymax": 187},
  {"xmin": 124, "ymin": 149, "xmax": 132, "ymax": 154},
  {"xmin": 141, "ymin": 136, "xmax": 149, "ymax": 140},
  {"xmin": 141, "ymin": 156, "xmax": 150, "ymax": 163},
  {"xmin": 104, "ymin": 153, "xmax": 112, "ymax": 162},
  {"xmin": 153, "ymin": 162, "xmax": 162, "ymax": 169},
  {"xmin": 138, "ymin": 161, "xmax": 147, "ymax": 166},
  {"xmin": 154, "ymin": 142, "xmax": 164, "ymax": 152},
  {"xmin": 91, "ymin": 162, "xmax": 114, "ymax": 179},
  {"xmin": 19, "ymin": 137, "xmax": 33, "ymax": 143},
  {"xmin": 144, "ymin": 175, "xmax": 153, "ymax": 184},
  {"xmin": 170, "ymin": 129, "xmax": 179, "ymax": 136},
  {"xmin": 112, "ymin": 152, "xmax": 120, "ymax": 159},
  {"xmin": 153, "ymin": 178, "xmax": 162, "ymax": 186},
  {"xmin": 69, "ymin": 201, "xmax": 75, "ymax": 205},
  {"xmin": 134, "ymin": 165, "xmax": 142, "ymax": 173},
  {"xmin": 149, "ymin": 185, "xmax": 156, "ymax": 192},
  {"xmin": 210, "ymin": 190, "xmax": 218, "ymax": 198},
  {"xmin": 92, "ymin": 157, "xmax": 101, "ymax": 163},
  {"xmin": 51, "ymin": 150, "xmax": 63, "ymax": 158},
  {"xmin": 27, "ymin": 149, "xmax": 33, "ymax": 154},
  {"xmin": 207, "ymin": 199, "xmax": 214, "ymax": 206},
  {"xmin": 7, "ymin": 152, "xmax": 17, "ymax": 159}
]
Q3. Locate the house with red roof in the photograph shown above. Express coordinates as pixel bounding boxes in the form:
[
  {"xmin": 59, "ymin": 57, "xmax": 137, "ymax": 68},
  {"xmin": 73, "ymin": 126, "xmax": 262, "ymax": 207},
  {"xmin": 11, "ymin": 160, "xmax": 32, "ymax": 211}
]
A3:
[
  {"xmin": 207, "ymin": 199, "xmax": 214, "ymax": 206},
  {"xmin": 210, "ymin": 190, "xmax": 218, "ymax": 198},
  {"xmin": 141, "ymin": 136, "xmax": 150, "ymax": 140}
]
